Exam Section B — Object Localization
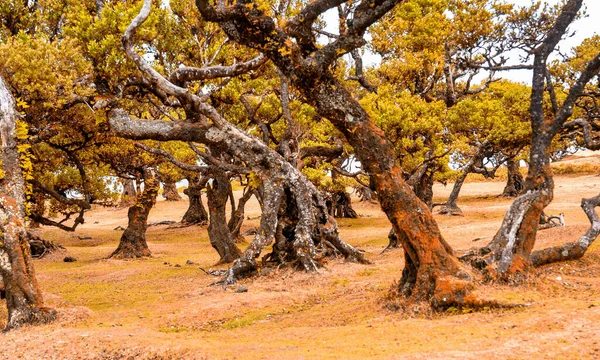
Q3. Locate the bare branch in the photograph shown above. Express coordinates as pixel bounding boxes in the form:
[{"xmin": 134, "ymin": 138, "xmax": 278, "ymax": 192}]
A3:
[
  {"xmin": 169, "ymin": 54, "xmax": 267, "ymax": 85},
  {"xmin": 134, "ymin": 142, "xmax": 208, "ymax": 173},
  {"xmin": 563, "ymin": 118, "xmax": 600, "ymax": 150}
]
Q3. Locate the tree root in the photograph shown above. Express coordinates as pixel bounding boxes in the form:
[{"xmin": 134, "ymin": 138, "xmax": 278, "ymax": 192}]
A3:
[
  {"xmin": 437, "ymin": 204, "xmax": 464, "ymax": 216},
  {"xmin": 28, "ymin": 232, "xmax": 65, "ymax": 259},
  {"xmin": 4, "ymin": 306, "xmax": 57, "ymax": 331}
]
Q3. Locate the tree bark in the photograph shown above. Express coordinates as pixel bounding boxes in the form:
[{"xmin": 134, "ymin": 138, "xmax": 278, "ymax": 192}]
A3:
[
  {"xmin": 501, "ymin": 158, "xmax": 523, "ymax": 197},
  {"xmin": 181, "ymin": 176, "xmax": 208, "ymax": 225},
  {"xmin": 162, "ymin": 182, "xmax": 182, "ymax": 201},
  {"xmin": 108, "ymin": 110, "xmax": 369, "ymax": 283},
  {"xmin": 304, "ymin": 76, "xmax": 464, "ymax": 301},
  {"xmin": 206, "ymin": 172, "xmax": 242, "ymax": 264},
  {"xmin": 0, "ymin": 74, "xmax": 56, "ymax": 329},
  {"xmin": 120, "ymin": 178, "xmax": 137, "ymax": 207},
  {"xmin": 110, "ymin": 169, "xmax": 159, "ymax": 259}
]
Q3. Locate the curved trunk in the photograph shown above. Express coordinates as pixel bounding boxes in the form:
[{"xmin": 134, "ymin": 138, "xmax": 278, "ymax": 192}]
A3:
[
  {"xmin": 120, "ymin": 179, "xmax": 137, "ymax": 207},
  {"xmin": 228, "ymin": 188, "xmax": 254, "ymax": 242},
  {"xmin": 502, "ymin": 158, "xmax": 524, "ymax": 197},
  {"xmin": 0, "ymin": 74, "xmax": 56, "ymax": 330},
  {"xmin": 181, "ymin": 176, "xmax": 208, "ymax": 225},
  {"xmin": 300, "ymin": 74, "xmax": 464, "ymax": 302},
  {"xmin": 206, "ymin": 172, "xmax": 241, "ymax": 264},
  {"xmin": 480, "ymin": 135, "xmax": 554, "ymax": 280},
  {"xmin": 110, "ymin": 170, "xmax": 159, "ymax": 259},
  {"xmin": 438, "ymin": 168, "xmax": 468, "ymax": 216},
  {"xmin": 162, "ymin": 182, "xmax": 182, "ymax": 201}
]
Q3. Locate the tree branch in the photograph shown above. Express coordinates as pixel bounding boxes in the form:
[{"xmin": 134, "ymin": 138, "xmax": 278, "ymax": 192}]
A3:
[{"xmin": 169, "ymin": 54, "xmax": 267, "ymax": 85}]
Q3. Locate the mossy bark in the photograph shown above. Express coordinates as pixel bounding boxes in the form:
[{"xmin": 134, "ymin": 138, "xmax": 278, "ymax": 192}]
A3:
[{"xmin": 0, "ymin": 74, "xmax": 56, "ymax": 330}]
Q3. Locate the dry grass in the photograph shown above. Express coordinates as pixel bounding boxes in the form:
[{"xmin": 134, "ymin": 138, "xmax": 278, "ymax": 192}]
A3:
[{"xmin": 2, "ymin": 172, "xmax": 600, "ymax": 358}]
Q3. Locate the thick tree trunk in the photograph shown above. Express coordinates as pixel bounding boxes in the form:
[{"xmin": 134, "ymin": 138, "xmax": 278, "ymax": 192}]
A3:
[
  {"xmin": 181, "ymin": 176, "xmax": 208, "ymax": 225},
  {"xmin": 162, "ymin": 182, "xmax": 182, "ymax": 201},
  {"xmin": 110, "ymin": 170, "xmax": 159, "ymax": 258},
  {"xmin": 120, "ymin": 179, "xmax": 137, "ymax": 207},
  {"xmin": 0, "ymin": 74, "xmax": 56, "ymax": 329},
  {"xmin": 115, "ymin": 2, "xmax": 457, "ymax": 306},
  {"xmin": 502, "ymin": 158, "xmax": 524, "ymax": 197},
  {"xmin": 299, "ymin": 74, "xmax": 465, "ymax": 303},
  {"xmin": 477, "ymin": 0, "xmax": 591, "ymax": 281},
  {"xmin": 206, "ymin": 172, "xmax": 242, "ymax": 264}
]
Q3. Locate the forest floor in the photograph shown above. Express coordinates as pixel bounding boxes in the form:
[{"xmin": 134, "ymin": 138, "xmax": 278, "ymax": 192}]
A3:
[{"xmin": 4, "ymin": 156, "xmax": 600, "ymax": 359}]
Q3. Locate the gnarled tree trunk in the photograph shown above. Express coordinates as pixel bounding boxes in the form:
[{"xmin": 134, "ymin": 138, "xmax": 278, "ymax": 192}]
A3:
[
  {"xmin": 0, "ymin": 74, "xmax": 56, "ymax": 330},
  {"xmin": 181, "ymin": 176, "xmax": 208, "ymax": 225},
  {"xmin": 110, "ymin": 169, "xmax": 159, "ymax": 259},
  {"xmin": 118, "ymin": 1, "xmax": 465, "ymax": 308},
  {"xmin": 162, "ymin": 182, "xmax": 182, "ymax": 201},
  {"xmin": 206, "ymin": 171, "xmax": 242, "ymax": 264},
  {"xmin": 293, "ymin": 73, "xmax": 465, "ymax": 302},
  {"xmin": 476, "ymin": 0, "xmax": 593, "ymax": 281},
  {"xmin": 109, "ymin": 110, "xmax": 369, "ymax": 283},
  {"xmin": 501, "ymin": 158, "xmax": 524, "ymax": 197}
]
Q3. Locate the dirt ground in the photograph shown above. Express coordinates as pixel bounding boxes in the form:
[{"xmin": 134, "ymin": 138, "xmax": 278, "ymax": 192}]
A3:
[{"xmin": 4, "ymin": 162, "xmax": 600, "ymax": 359}]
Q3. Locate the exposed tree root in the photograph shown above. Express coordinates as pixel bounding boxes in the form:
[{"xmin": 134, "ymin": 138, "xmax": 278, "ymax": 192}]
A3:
[
  {"xmin": 380, "ymin": 228, "xmax": 402, "ymax": 254},
  {"xmin": 28, "ymin": 232, "xmax": 65, "ymax": 259},
  {"xmin": 3, "ymin": 307, "xmax": 57, "ymax": 331},
  {"xmin": 436, "ymin": 204, "xmax": 464, "ymax": 216}
]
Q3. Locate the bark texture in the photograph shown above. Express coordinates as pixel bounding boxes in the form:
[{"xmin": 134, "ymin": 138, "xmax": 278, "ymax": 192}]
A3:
[
  {"xmin": 0, "ymin": 74, "xmax": 56, "ymax": 329},
  {"xmin": 192, "ymin": 0, "xmax": 471, "ymax": 303},
  {"xmin": 110, "ymin": 170, "xmax": 159, "ymax": 259},
  {"xmin": 112, "ymin": 0, "xmax": 370, "ymax": 286}
]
